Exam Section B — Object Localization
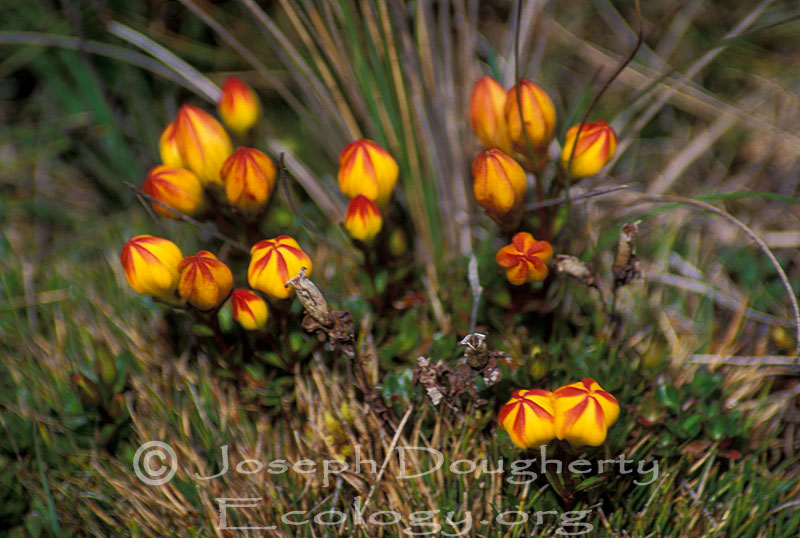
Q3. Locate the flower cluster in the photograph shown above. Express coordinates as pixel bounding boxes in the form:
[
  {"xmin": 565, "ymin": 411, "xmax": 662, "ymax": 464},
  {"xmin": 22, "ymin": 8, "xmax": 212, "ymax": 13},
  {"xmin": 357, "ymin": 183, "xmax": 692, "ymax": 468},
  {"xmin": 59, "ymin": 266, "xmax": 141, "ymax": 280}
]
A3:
[
  {"xmin": 121, "ymin": 78, "xmax": 313, "ymax": 332},
  {"xmin": 337, "ymin": 139, "xmax": 398, "ymax": 244},
  {"xmin": 499, "ymin": 378, "xmax": 619, "ymax": 448},
  {"xmin": 469, "ymin": 76, "xmax": 618, "ymax": 284}
]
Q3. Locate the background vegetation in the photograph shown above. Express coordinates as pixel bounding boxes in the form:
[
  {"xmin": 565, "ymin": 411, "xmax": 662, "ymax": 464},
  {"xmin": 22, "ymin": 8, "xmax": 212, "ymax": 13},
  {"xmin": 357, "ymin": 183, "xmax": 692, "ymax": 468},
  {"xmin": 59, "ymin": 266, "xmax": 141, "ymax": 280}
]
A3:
[{"xmin": 1, "ymin": 0, "xmax": 799, "ymax": 536}]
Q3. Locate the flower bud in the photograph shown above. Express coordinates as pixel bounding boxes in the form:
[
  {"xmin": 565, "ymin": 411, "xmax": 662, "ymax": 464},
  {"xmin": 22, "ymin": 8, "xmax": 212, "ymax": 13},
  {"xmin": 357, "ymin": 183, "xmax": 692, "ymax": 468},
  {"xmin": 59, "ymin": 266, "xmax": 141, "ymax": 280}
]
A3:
[
  {"xmin": 220, "ymin": 147, "xmax": 277, "ymax": 214},
  {"xmin": 560, "ymin": 120, "xmax": 617, "ymax": 179},
  {"xmin": 71, "ymin": 374, "xmax": 103, "ymax": 409},
  {"xmin": 248, "ymin": 236, "xmax": 313, "ymax": 300},
  {"xmin": 552, "ymin": 378, "xmax": 620, "ymax": 447},
  {"xmin": 177, "ymin": 251, "xmax": 234, "ymax": 310},
  {"xmin": 498, "ymin": 389, "xmax": 556, "ymax": 449},
  {"xmin": 469, "ymin": 76, "xmax": 511, "ymax": 153},
  {"xmin": 496, "ymin": 232, "xmax": 553, "ymax": 285},
  {"xmin": 231, "ymin": 289, "xmax": 269, "ymax": 330},
  {"xmin": 338, "ymin": 139, "xmax": 399, "ymax": 207},
  {"xmin": 142, "ymin": 165, "xmax": 204, "ymax": 219},
  {"xmin": 218, "ymin": 76, "xmax": 261, "ymax": 134},
  {"xmin": 158, "ymin": 121, "xmax": 185, "ymax": 168},
  {"xmin": 343, "ymin": 195, "xmax": 382, "ymax": 243},
  {"xmin": 472, "ymin": 148, "xmax": 526, "ymax": 225},
  {"xmin": 108, "ymin": 393, "xmax": 127, "ymax": 420},
  {"xmin": 174, "ymin": 104, "xmax": 233, "ymax": 186},
  {"xmin": 120, "ymin": 235, "xmax": 183, "ymax": 299},
  {"xmin": 505, "ymin": 79, "xmax": 556, "ymax": 153}
]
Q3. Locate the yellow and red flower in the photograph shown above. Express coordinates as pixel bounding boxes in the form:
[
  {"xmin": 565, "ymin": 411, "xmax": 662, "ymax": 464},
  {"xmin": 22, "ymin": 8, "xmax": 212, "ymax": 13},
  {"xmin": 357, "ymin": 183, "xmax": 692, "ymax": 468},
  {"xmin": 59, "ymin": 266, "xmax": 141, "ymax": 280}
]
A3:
[
  {"xmin": 231, "ymin": 289, "xmax": 269, "ymax": 330},
  {"xmin": 552, "ymin": 378, "xmax": 620, "ymax": 447},
  {"xmin": 158, "ymin": 121, "xmax": 185, "ymax": 169},
  {"xmin": 120, "ymin": 235, "xmax": 183, "ymax": 299},
  {"xmin": 469, "ymin": 76, "xmax": 511, "ymax": 153},
  {"xmin": 505, "ymin": 79, "xmax": 556, "ymax": 153},
  {"xmin": 498, "ymin": 389, "xmax": 556, "ymax": 449},
  {"xmin": 218, "ymin": 76, "xmax": 261, "ymax": 134},
  {"xmin": 343, "ymin": 195, "xmax": 383, "ymax": 243},
  {"xmin": 177, "ymin": 251, "xmax": 234, "ymax": 310},
  {"xmin": 337, "ymin": 139, "xmax": 399, "ymax": 207},
  {"xmin": 560, "ymin": 120, "xmax": 617, "ymax": 179},
  {"xmin": 472, "ymin": 148, "xmax": 527, "ymax": 225},
  {"xmin": 173, "ymin": 104, "xmax": 233, "ymax": 186},
  {"xmin": 248, "ymin": 236, "xmax": 313, "ymax": 300},
  {"xmin": 496, "ymin": 232, "xmax": 553, "ymax": 285},
  {"xmin": 142, "ymin": 165, "xmax": 204, "ymax": 219},
  {"xmin": 220, "ymin": 147, "xmax": 276, "ymax": 214}
]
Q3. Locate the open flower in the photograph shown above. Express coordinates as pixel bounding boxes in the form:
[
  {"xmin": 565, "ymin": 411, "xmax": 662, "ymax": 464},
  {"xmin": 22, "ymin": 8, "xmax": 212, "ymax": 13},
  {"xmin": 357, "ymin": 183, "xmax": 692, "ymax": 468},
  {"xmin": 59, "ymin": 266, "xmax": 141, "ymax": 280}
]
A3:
[
  {"xmin": 505, "ymin": 79, "xmax": 556, "ymax": 154},
  {"xmin": 469, "ymin": 76, "xmax": 511, "ymax": 154},
  {"xmin": 337, "ymin": 139, "xmax": 399, "ymax": 207},
  {"xmin": 472, "ymin": 148, "xmax": 526, "ymax": 227},
  {"xmin": 248, "ymin": 236, "xmax": 313, "ymax": 300},
  {"xmin": 220, "ymin": 147, "xmax": 276, "ymax": 214},
  {"xmin": 218, "ymin": 76, "xmax": 261, "ymax": 134},
  {"xmin": 158, "ymin": 121, "xmax": 185, "ymax": 169},
  {"xmin": 344, "ymin": 195, "xmax": 382, "ymax": 243},
  {"xmin": 120, "ymin": 235, "xmax": 183, "ymax": 299},
  {"xmin": 560, "ymin": 120, "xmax": 617, "ymax": 179},
  {"xmin": 173, "ymin": 104, "xmax": 233, "ymax": 186},
  {"xmin": 496, "ymin": 232, "xmax": 553, "ymax": 284},
  {"xmin": 552, "ymin": 378, "xmax": 620, "ymax": 447},
  {"xmin": 177, "ymin": 251, "xmax": 234, "ymax": 310},
  {"xmin": 499, "ymin": 389, "xmax": 556, "ymax": 449},
  {"xmin": 231, "ymin": 289, "xmax": 269, "ymax": 330},
  {"xmin": 142, "ymin": 165, "xmax": 204, "ymax": 219}
]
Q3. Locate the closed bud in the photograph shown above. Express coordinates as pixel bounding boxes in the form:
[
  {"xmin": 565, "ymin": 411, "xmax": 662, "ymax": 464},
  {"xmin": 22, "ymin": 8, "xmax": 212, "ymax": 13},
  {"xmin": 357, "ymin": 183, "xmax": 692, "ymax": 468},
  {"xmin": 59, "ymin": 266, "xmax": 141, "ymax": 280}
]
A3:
[
  {"xmin": 472, "ymin": 148, "xmax": 526, "ymax": 226},
  {"xmin": 231, "ymin": 289, "xmax": 269, "ymax": 330},
  {"xmin": 561, "ymin": 120, "xmax": 617, "ymax": 179},
  {"xmin": 498, "ymin": 389, "xmax": 556, "ymax": 449},
  {"xmin": 552, "ymin": 378, "xmax": 620, "ymax": 447},
  {"xmin": 248, "ymin": 236, "xmax": 313, "ymax": 300},
  {"xmin": 338, "ymin": 139, "xmax": 399, "ymax": 207},
  {"xmin": 71, "ymin": 374, "xmax": 103, "ymax": 409},
  {"xmin": 343, "ymin": 195, "xmax": 382, "ymax": 243},
  {"xmin": 120, "ymin": 235, "xmax": 183, "ymax": 299},
  {"xmin": 218, "ymin": 76, "xmax": 261, "ymax": 134},
  {"xmin": 505, "ymin": 79, "xmax": 556, "ymax": 153},
  {"xmin": 220, "ymin": 147, "xmax": 276, "ymax": 214},
  {"xmin": 158, "ymin": 121, "xmax": 185, "ymax": 168},
  {"xmin": 469, "ymin": 76, "xmax": 511, "ymax": 153},
  {"xmin": 108, "ymin": 393, "xmax": 127, "ymax": 420},
  {"xmin": 496, "ymin": 232, "xmax": 553, "ymax": 285},
  {"xmin": 174, "ymin": 104, "xmax": 233, "ymax": 186},
  {"xmin": 178, "ymin": 251, "xmax": 234, "ymax": 310},
  {"xmin": 142, "ymin": 165, "xmax": 204, "ymax": 219}
]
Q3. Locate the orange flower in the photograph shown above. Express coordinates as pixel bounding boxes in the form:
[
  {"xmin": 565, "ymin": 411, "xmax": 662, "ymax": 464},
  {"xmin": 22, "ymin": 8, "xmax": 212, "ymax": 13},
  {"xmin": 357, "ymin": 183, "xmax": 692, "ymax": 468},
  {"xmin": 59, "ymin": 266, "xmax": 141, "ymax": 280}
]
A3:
[
  {"xmin": 343, "ymin": 195, "xmax": 382, "ymax": 243},
  {"xmin": 498, "ymin": 389, "xmax": 556, "ymax": 449},
  {"xmin": 142, "ymin": 165, "xmax": 204, "ymax": 219},
  {"xmin": 173, "ymin": 104, "xmax": 233, "ymax": 186},
  {"xmin": 560, "ymin": 120, "xmax": 617, "ymax": 179},
  {"xmin": 120, "ymin": 235, "xmax": 183, "ymax": 299},
  {"xmin": 218, "ymin": 76, "xmax": 261, "ymax": 134},
  {"xmin": 220, "ymin": 147, "xmax": 276, "ymax": 214},
  {"xmin": 505, "ymin": 79, "xmax": 556, "ymax": 153},
  {"xmin": 496, "ymin": 232, "xmax": 553, "ymax": 285},
  {"xmin": 177, "ymin": 251, "xmax": 234, "ymax": 310},
  {"xmin": 337, "ymin": 139, "xmax": 399, "ymax": 207},
  {"xmin": 552, "ymin": 378, "xmax": 620, "ymax": 447},
  {"xmin": 248, "ymin": 236, "xmax": 313, "ymax": 300},
  {"xmin": 472, "ymin": 148, "xmax": 527, "ymax": 225},
  {"xmin": 469, "ymin": 76, "xmax": 511, "ymax": 153},
  {"xmin": 231, "ymin": 289, "xmax": 269, "ymax": 330},
  {"xmin": 158, "ymin": 121, "xmax": 185, "ymax": 168}
]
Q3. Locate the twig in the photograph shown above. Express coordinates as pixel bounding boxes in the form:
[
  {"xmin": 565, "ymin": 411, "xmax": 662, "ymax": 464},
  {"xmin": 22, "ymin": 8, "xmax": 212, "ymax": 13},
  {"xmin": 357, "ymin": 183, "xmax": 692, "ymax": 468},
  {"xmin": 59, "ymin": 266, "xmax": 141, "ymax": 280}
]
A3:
[
  {"xmin": 467, "ymin": 252, "xmax": 482, "ymax": 334},
  {"xmin": 525, "ymin": 184, "xmax": 629, "ymax": 211},
  {"xmin": 124, "ymin": 182, "xmax": 249, "ymax": 253},
  {"xmin": 685, "ymin": 355, "xmax": 800, "ymax": 368}
]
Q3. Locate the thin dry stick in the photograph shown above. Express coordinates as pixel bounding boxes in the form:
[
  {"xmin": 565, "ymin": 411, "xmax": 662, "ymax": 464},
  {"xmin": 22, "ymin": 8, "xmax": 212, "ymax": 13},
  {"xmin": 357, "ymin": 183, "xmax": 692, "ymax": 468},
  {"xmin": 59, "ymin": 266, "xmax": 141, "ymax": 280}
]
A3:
[
  {"xmin": 525, "ymin": 184, "xmax": 629, "ymax": 211},
  {"xmin": 360, "ymin": 404, "xmax": 415, "ymax": 516},
  {"xmin": 645, "ymin": 194, "xmax": 800, "ymax": 359},
  {"xmin": 124, "ymin": 182, "xmax": 249, "ymax": 253}
]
